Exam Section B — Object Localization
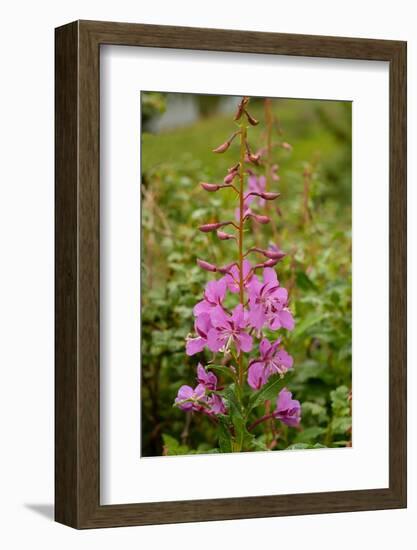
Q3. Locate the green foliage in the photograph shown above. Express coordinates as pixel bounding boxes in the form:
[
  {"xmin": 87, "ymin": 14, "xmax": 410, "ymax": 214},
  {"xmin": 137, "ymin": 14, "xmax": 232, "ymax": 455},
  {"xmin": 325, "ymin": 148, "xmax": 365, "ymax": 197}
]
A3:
[
  {"xmin": 141, "ymin": 94, "xmax": 352, "ymax": 456},
  {"xmin": 247, "ymin": 374, "xmax": 286, "ymax": 413}
]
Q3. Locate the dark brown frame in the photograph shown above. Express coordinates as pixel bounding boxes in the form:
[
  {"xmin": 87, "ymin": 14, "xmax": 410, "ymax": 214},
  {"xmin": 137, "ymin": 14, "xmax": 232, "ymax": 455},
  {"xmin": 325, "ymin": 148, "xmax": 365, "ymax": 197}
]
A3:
[{"xmin": 55, "ymin": 20, "xmax": 407, "ymax": 529}]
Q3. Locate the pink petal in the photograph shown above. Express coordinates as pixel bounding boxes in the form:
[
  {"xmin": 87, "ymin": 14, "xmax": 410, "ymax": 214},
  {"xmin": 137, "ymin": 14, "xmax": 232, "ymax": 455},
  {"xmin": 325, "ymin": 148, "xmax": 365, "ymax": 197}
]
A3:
[
  {"xmin": 269, "ymin": 338, "xmax": 282, "ymax": 355},
  {"xmin": 193, "ymin": 300, "xmax": 211, "ymax": 316},
  {"xmin": 274, "ymin": 286, "xmax": 288, "ymax": 303},
  {"xmin": 210, "ymin": 305, "xmax": 229, "ymax": 329},
  {"xmin": 259, "ymin": 337, "xmax": 272, "ymax": 357},
  {"xmin": 177, "ymin": 385, "xmax": 194, "ymax": 400},
  {"xmin": 247, "ymin": 362, "xmax": 267, "ymax": 389},
  {"xmin": 231, "ymin": 304, "xmax": 245, "ymax": 327},
  {"xmin": 237, "ymin": 331, "xmax": 253, "ymax": 353},
  {"xmin": 206, "ymin": 328, "xmax": 224, "ymax": 352},
  {"xmin": 186, "ymin": 337, "xmax": 206, "ymax": 356},
  {"xmin": 277, "ymin": 349, "xmax": 293, "ymax": 369},
  {"xmin": 248, "ymin": 305, "xmax": 265, "ymax": 330},
  {"xmin": 195, "ymin": 312, "xmax": 212, "ymax": 336},
  {"xmin": 276, "ymin": 388, "xmax": 293, "ymax": 410},
  {"xmin": 263, "ymin": 267, "xmax": 278, "ymax": 286},
  {"xmin": 279, "ymin": 309, "xmax": 295, "ymax": 331}
]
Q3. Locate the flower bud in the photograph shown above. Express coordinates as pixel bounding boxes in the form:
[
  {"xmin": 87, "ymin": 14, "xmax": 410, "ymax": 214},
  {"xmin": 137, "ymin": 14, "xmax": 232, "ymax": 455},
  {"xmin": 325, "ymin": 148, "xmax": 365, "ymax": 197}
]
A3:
[
  {"xmin": 234, "ymin": 96, "xmax": 249, "ymax": 121},
  {"xmin": 281, "ymin": 142, "xmax": 292, "ymax": 151},
  {"xmin": 263, "ymin": 258, "xmax": 279, "ymax": 267},
  {"xmin": 261, "ymin": 192, "xmax": 280, "ymax": 200},
  {"xmin": 264, "ymin": 248, "xmax": 286, "ymax": 260},
  {"xmin": 213, "ymin": 131, "xmax": 239, "ymax": 154},
  {"xmin": 248, "ymin": 153, "xmax": 261, "ymax": 164},
  {"xmin": 217, "ymin": 231, "xmax": 235, "ymax": 241},
  {"xmin": 213, "ymin": 140, "xmax": 230, "ymax": 153},
  {"xmin": 250, "ymin": 246, "xmax": 286, "ymax": 260},
  {"xmin": 199, "ymin": 221, "xmax": 231, "ymax": 232},
  {"xmin": 227, "ymin": 163, "xmax": 240, "ymax": 173},
  {"xmin": 246, "ymin": 191, "xmax": 280, "ymax": 201},
  {"xmin": 223, "ymin": 171, "xmax": 237, "ymax": 184},
  {"xmin": 253, "ymin": 259, "xmax": 278, "ymax": 269},
  {"xmin": 246, "ymin": 213, "xmax": 270, "ymax": 224},
  {"xmin": 197, "ymin": 259, "xmax": 217, "ymax": 272},
  {"xmin": 217, "ymin": 262, "xmax": 237, "ymax": 274},
  {"xmin": 200, "ymin": 182, "xmax": 220, "ymax": 192},
  {"xmin": 244, "ymin": 110, "xmax": 259, "ymax": 126}
]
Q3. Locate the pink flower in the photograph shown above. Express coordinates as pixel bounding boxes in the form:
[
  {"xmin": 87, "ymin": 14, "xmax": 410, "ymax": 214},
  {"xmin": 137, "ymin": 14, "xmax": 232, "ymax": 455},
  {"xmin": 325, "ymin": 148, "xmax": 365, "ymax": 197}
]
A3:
[
  {"xmin": 207, "ymin": 394, "xmax": 226, "ymax": 415},
  {"xmin": 234, "ymin": 203, "xmax": 252, "ymax": 222},
  {"xmin": 273, "ymin": 388, "xmax": 301, "ymax": 427},
  {"xmin": 174, "ymin": 382, "xmax": 225, "ymax": 416},
  {"xmin": 193, "ymin": 278, "xmax": 227, "ymax": 316},
  {"xmin": 247, "ymin": 338, "xmax": 293, "ymax": 389},
  {"xmin": 225, "ymin": 259, "xmax": 257, "ymax": 294},
  {"xmin": 247, "ymin": 268, "xmax": 294, "ymax": 331},
  {"xmin": 206, "ymin": 304, "xmax": 253, "ymax": 354},
  {"xmin": 196, "ymin": 363, "xmax": 217, "ymax": 390},
  {"xmin": 186, "ymin": 312, "xmax": 212, "ymax": 356},
  {"xmin": 174, "ymin": 384, "xmax": 206, "ymax": 412},
  {"xmin": 248, "ymin": 174, "xmax": 267, "ymax": 207}
]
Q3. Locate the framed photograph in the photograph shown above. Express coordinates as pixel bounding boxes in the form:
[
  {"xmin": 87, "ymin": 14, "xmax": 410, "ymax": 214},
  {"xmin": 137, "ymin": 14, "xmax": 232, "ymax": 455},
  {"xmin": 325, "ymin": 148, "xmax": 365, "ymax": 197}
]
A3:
[{"xmin": 55, "ymin": 20, "xmax": 407, "ymax": 528}]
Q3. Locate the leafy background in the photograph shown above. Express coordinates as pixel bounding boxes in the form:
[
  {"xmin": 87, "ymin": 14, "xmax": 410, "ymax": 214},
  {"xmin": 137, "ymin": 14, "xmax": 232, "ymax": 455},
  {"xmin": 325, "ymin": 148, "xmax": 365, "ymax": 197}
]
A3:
[{"xmin": 141, "ymin": 92, "xmax": 352, "ymax": 456}]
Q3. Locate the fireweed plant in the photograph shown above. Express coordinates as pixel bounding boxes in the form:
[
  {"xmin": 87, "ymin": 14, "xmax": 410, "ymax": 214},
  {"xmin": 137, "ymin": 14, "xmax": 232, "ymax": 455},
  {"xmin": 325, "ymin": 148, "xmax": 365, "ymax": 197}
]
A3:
[{"xmin": 173, "ymin": 97, "xmax": 301, "ymax": 453}]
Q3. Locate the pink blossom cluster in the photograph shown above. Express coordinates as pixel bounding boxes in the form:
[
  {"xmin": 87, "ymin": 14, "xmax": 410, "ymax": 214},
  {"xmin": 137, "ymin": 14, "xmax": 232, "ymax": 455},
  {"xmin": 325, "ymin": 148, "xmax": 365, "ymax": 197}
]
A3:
[
  {"xmin": 175, "ymin": 364, "xmax": 226, "ymax": 416},
  {"xmin": 185, "ymin": 263, "xmax": 295, "ymax": 391},
  {"xmin": 173, "ymin": 96, "xmax": 301, "ymax": 443}
]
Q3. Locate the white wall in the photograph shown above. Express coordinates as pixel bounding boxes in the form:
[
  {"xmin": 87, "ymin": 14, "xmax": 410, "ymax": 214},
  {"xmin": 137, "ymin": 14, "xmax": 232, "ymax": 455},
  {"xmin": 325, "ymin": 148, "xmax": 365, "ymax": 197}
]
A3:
[{"xmin": 0, "ymin": 1, "xmax": 414, "ymax": 548}]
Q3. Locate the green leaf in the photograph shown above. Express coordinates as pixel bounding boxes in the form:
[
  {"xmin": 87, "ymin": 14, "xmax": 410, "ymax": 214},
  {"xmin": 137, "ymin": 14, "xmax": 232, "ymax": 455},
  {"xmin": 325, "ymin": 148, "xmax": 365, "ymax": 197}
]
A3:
[
  {"xmin": 292, "ymin": 313, "xmax": 329, "ymax": 339},
  {"xmin": 162, "ymin": 434, "xmax": 190, "ymax": 455},
  {"xmin": 217, "ymin": 416, "xmax": 232, "ymax": 453},
  {"xmin": 330, "ymin": 385, "xmax": 350, "ymax": 417},
  {"xmin": 295, "ymin": 270, "xmax": 318, "ymax": 291},
  {"xmin": 209, "ymin": 365, "xmax": 236, "ymax": 382},
  {"xmin": 223, "ymin": 384, "xmax": 247, "ymax": 451},
  {"xmin": 294, "ymin": 426, "xmax": 326, "ymax": 444},
  {"xmin": 247, "ymin": 374, "xmax": 285, "ymax": 413},
  {"xmin": 331, "ymin": 416, "xmax": 352, "ymax": 435}
]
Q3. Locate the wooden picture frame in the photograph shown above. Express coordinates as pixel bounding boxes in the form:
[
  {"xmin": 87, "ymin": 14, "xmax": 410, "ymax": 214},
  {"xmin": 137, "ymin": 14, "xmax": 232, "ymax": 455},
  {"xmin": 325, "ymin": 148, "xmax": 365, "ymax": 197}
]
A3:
[{"xmin": 55, "ymin": 20, "xmax": 407, "ymax": 529}]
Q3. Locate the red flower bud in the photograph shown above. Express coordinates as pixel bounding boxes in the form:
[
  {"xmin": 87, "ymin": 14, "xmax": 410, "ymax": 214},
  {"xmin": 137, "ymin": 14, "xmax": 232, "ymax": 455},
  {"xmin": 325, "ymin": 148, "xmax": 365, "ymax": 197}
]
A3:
[
  {"xmin": 234, "ymin": 97, "xmax": 249, "ymax": 121},
  {"xmin": 217, "ymin": 262, "xmax": 237, "ymax": 274},
  {"xmin": 197, "ymin": 259, "xmax": 217, "ymax": 272},
  {"xmin": 217, "ymin": 231, "xmax": 236, "ymax": 241},
  {"xmin": 246, "ymin": 213, "xmax": 270, "ymax": 225},
  {"xmin": 227, "ymin": 163, "xmax": 240, "ymax": 173},
  {"xmin": 213, "ymin": 140, "xmax": 231, "ymax": 154},
  {"xmin": 200, "ymin": 182, "xmax": 220, "ymax": 192},
  {"xmin": 244, "ymin": 109, "xmax": 259, "ymax": 126},
  {"xmin": 223, "ymin": 171, "xmax": 238, "ymax": 184},
  {"xmin": 246, "ymin": 191, "xmax": 280, "ymax": 201},
  {"xmin": 253, "ymin": 259, "xmax": 278, "ymax": 269},
  {"xmin": 264, "ymin": 248, "xmax": 286, "ymax": 260},
  {"xmin": 250, "ymin": 246, "xmax": 286, "ymax": 261},
  {"xmin": 199, "ymin": 221, "xmax": 232, "ymax": 233},
  {"xmin": 263, "ymin": 258, "xmax": 279, "ymax": 267},
  {"xmin": 261, "ymin": 192, "xmax": 280, "ymax": 200},
  {"xmin": 213, "ymin": 131, "xmax": 239, "ymax": 154},
  {"xmin": 248, "ymin": 153, "xmax": 261, "ymax": 164}
]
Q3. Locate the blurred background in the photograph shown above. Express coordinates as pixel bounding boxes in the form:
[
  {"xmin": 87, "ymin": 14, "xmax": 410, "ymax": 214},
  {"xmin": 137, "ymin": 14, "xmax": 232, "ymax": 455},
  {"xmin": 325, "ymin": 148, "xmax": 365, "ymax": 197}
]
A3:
[{"xmin": 140, "ymin": 92, "xmax": 352, "ymax": 457}]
